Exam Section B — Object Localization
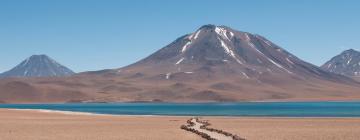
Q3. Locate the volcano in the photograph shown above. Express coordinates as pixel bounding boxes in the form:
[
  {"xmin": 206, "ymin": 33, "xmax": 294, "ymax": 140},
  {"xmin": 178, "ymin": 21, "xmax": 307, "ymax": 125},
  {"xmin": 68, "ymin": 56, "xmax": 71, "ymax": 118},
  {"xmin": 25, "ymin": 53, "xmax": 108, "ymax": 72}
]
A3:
[
  {"xmin": 0, "ymin": 55, "xmax": 74, "ymax": 78},
  {"xmin": 322, "ymin": 49, "xmax": 360, "ymax": 77},
  {"xmin": 121, "ymin": 25, "xmax": 351, "ymax": 83}
]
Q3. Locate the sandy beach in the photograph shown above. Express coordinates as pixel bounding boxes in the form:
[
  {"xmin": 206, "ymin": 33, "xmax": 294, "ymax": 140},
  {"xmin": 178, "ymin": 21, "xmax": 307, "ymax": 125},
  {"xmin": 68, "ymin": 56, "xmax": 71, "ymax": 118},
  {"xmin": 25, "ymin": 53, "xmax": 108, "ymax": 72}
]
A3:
[{"xmin": 1, "ymin": 109, "xmax": 360, "ymax": 140}]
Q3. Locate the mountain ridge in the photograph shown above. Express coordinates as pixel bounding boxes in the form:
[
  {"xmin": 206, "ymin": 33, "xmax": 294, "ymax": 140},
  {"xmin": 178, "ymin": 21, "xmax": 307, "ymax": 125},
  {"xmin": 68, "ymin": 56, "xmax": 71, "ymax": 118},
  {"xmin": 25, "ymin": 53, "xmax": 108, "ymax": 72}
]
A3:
[{"xmin": 0, "ymin": 25, "xmax": 359, "ymax": 103}]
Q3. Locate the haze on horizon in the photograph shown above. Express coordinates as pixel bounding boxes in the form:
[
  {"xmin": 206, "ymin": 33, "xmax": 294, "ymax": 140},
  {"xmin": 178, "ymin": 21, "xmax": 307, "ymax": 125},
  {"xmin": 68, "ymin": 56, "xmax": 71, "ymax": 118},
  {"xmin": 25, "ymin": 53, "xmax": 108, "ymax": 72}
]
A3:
[{"xmin": 0, "ymin": 0, "xmax": 359, "ymax": 73}]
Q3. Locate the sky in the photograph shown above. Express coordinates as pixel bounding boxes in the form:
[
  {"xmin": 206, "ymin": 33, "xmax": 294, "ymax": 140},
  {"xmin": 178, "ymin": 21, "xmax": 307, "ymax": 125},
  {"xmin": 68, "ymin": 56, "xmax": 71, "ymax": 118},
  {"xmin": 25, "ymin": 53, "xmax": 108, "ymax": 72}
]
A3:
[{"xmin": 0, "ymin": 0, "xmax": 359, "ymax": 73}]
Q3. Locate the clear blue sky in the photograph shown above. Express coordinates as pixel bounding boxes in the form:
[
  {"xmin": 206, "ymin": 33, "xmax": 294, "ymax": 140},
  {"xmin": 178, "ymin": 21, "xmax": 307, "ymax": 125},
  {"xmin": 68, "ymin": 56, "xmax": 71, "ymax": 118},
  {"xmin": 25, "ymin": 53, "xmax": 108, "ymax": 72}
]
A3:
[{"xmin": 1, "ymin": 0, "xmax": 359, "ymax": 72}]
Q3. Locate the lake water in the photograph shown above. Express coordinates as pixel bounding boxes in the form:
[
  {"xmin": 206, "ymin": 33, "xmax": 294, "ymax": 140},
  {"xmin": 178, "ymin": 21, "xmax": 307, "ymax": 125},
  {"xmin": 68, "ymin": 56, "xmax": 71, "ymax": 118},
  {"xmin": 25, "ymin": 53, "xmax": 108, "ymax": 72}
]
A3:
[{"xmin": 1, "ymin": 102, "xmax": 360, "ymax": 117}]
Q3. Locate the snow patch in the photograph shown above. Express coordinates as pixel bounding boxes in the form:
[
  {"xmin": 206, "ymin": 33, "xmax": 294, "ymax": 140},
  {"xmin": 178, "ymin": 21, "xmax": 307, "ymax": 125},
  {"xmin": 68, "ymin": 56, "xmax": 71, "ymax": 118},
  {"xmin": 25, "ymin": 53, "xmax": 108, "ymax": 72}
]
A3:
[
  {"xmin": 219, "ymin": 38, "xmax": 231, "ymax": 54},
  {"xmin": 181, "ymin": 41, "xmax": 192, "ymax": 53},
  {"xmin": 218, "ymin": 37, "xmax": 243, "ymax": 64},
  {"xmin": 286, "ymin": 57, "xmax": 294, "ymax": 65},
  {"xmin": 256, "ymin": 35, "xmax": 272, "ymax": 47},
  {"xmin": 188, "ymin": 34, "xmax": 194, "ymax": 40},
  {"xmin": 241, "ymin": 72, "xmax": 249, "ymax": 79},
  {"xmin": 215, "ymin": 27, "xmax": 230, "ymax": 41},
  {"xmin": 175, "ymin": 58, "xmax": 185, "ymax": 65},
  {"xmin": 269, "ymin": 58, "xmax": 292, "ymax": 73},
  {"xmin": 327, "ymin": 63, "xmax": 332, "ymax": 68},
  {"xmin": 264, "ymin": 40, "xmax": 272, "ymax": 46},
  {"xmin": 184, "ymin": 72, "xmax": 194, "ymax": 74},
  {"xmin": 248, "ymin": 42, "xmax": 292, "ymax": 74},
  {"xmin": 194, "ymin": 30, "xmax": 202, "ymax": 39},
  {"xmin": 49, "ymin": 58, "xmax": 58, "ymax": 65},
  {"xmin": 24, "ymin": 70, "xmax": 28, "ymax": 76},
  {"xmin": 269, "ymin": 58, "xmax": 293, "ymax": 74},
  {"xmin": 347, "ymin": 57, "xmax": 352, "ymax": 65},
  {"xmin": 244, "ymin": 33, "xmax": 251, "ymax": 41},
  {"xmin": 166, "ymin": 73, "xmax": 171, "ymax": 80},
  {"xmin": 22, "ymin": 58, "xmax": 30, "ymax": 66},
  {"xmin": 229, "ymin": 32, "xmax": 234, "ymax": 38}
]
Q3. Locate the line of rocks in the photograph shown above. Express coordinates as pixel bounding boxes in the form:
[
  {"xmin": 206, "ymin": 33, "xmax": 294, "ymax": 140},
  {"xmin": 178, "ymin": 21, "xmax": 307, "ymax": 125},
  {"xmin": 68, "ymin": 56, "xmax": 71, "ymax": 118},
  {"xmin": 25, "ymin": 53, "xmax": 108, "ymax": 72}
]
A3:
[
  {"xmin": 180, "ymin": 118, "xmax": 246, "ymax": 140},
  {"xmin": 196, "ymin": 118, "xmax": 245, "ymax": 140},
  {"xmin": 181, "ymin": 119, "xmax": 216, "ymax": 140}
]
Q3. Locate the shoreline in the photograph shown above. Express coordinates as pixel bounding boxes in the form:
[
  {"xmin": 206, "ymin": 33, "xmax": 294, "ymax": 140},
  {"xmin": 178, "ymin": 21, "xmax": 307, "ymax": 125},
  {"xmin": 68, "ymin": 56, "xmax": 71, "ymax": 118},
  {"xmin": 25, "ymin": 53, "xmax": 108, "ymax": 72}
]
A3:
[
  {"xmin": 4, "ymin": 108, "xmax": 360, "ymax": 118},
  {"xmin": 5, "ymin": 109, "xmax": 175, "ymax": 117},
  {"xmin": 1, "ymin": 100, "xmax": 360, "ymax": 104},
  {"xmin": 6, "ymin": 109, "xmax": 110, "ymax": 116}
]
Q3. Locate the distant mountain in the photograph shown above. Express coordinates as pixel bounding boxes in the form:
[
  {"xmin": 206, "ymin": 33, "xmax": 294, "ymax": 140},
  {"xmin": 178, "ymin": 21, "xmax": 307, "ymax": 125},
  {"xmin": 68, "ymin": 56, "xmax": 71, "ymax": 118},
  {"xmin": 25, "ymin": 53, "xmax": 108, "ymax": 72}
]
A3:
[
  {"xmin": 0, "ymin": 55, "xmax": 75, "ymax": 78},
  {"xmin": 321, "ymin": 49, "xmax": 360, "ymax": 77},
  {"xmin": 122, "ymin": 24, "xmax": 350, "ymax": 83}
]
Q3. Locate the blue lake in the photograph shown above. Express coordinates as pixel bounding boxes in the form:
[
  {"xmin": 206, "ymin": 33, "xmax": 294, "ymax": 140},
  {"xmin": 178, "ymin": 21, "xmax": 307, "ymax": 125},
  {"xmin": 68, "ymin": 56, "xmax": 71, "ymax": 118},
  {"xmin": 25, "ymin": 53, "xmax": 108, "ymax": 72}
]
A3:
[{"xmin": 1, "ymin": 102, "xmax": 360, "ymax": 117}]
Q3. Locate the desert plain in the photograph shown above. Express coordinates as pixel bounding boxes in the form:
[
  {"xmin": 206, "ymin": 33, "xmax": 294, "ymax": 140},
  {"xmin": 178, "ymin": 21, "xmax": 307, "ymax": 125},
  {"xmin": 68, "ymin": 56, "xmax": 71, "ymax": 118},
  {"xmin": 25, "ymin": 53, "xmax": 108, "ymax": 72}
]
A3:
[{"xmin": 0, "ymin": 109, "xmax": 360, "ymax": 140}]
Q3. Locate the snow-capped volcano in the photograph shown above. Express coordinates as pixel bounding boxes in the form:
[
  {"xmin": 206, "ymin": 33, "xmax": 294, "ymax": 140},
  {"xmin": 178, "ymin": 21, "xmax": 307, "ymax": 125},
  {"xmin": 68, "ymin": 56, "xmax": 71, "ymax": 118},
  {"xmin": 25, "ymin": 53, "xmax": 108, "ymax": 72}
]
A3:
[
  {"xmin": 322, "ymin": 49, "xmax": 360, "ymax": 77},
  {"xmin": 0, "ymin": 55, "xmax": 75, "ymax": 78},
  {"xmin": 123, "ymin": 24, "xmax": 348, "ymax": 82}
]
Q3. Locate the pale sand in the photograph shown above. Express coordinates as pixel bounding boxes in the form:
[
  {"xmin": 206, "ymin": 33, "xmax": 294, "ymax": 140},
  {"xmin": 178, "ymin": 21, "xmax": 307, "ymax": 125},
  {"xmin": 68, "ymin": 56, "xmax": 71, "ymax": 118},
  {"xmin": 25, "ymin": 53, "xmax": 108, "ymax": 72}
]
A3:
[
  {"xmin": 0, "ymin": 109, "xmax": 201, "ymax": 140},
  {"xmin": 1, "ymin": 109, "xmax": 360, "ymax": 140},
  {"xmin": 208, "ymin": 117, "xmax": 360, "ymax": 140}
]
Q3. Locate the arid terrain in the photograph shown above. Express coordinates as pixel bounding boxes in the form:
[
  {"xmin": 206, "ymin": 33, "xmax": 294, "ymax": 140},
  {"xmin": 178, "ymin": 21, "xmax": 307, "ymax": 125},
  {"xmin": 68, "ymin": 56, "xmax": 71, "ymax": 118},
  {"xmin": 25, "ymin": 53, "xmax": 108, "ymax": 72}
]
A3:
[
  {"xmin": 1, "ymin": 72, "xmax": 360, "ymax": 103},
  {"xmin": 1, "ymin": 109, "xmax": 360, "ymax": 140},
  {"xmin": 0, "ymin": 109, "xmax": 200, "ymax": 140},
  {"xmin": 210, "ymin": 117, "xmax": 360, "ymax": 140}
]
